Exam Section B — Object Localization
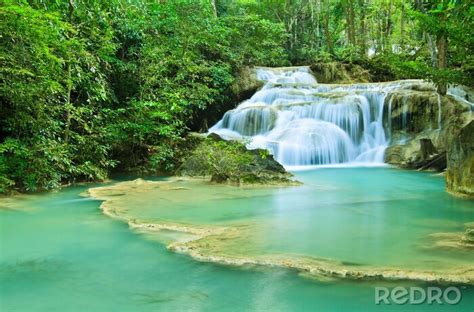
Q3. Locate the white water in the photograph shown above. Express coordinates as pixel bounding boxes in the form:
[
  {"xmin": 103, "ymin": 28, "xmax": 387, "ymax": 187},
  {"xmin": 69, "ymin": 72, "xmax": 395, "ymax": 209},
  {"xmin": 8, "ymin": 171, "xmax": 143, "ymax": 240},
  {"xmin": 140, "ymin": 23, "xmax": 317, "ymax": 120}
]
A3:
[
  {"xmin": 437, "ymin": 94, "xmax": 442, "ymax": 130},
  {"xmin": 448, "ymin": 86, "xmax": 474, "ymax": 113},
  {"xmin": 209, "ymin": 67, "xmax": 419, "ymax": 167}
]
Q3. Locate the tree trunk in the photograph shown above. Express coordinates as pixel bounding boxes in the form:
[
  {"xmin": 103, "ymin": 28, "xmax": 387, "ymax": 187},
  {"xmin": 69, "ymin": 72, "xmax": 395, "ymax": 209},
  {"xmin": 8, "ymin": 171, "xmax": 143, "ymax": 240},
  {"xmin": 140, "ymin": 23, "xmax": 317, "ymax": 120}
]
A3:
[
  {"xmin": 415, "ymin": 0, "xmax": 437, "ymax": 67},
  {"xmin": 427, "ymin": 33, "xmax": 438, "ymax": 67},
  {"xmin": 436, "ymin": 33, "xmax": 447, "ymax": 95},
  {"xmin": 68, "ymin": 0, "xmax": 74, "ymax": 22},
  {"xmin": 344, "ymin": 0, "xmax": 356, "ymax": 46},
  {"xmin": 358, "ymin": 0, "xmax": 367, "ymax": 56},
  {"xmin": 323, "ymin": 0, "xmax": 334, "ymax": 54},
  {"xmin": 310, "ymin": 0, "xmax": 317, "ymax": 50},
  {"xmin": 384, "ymin": 0, "xmax": 393, "ymax": 52},
  {"xmin": 400, "ymin": 1, "xmax": 405, "ymax": 48},
  {"xmin": 64, "ymin": 0, "xmax": 75, "ymax": 144},
  {"xmin": 210, "ymin": 0, "xmax": 217, "ymax": 17},
  {"xmin": 64, "ymin": 64, "xmax": 72, "ymax": 144}
]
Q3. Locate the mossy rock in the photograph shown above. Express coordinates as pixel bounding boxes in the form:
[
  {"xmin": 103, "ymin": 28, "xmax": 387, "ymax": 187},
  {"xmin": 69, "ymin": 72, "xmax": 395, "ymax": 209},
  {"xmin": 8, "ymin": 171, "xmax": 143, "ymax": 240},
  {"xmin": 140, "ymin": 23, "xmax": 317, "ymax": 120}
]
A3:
[
  {"xmin": 310, "ymin": 62, "xmax": 371, "ymax": 83},
  {"xmin": 384, "ymin": 90, "xmax": 441, "ymax": 133},
  {"xmin": 231, "ymin": 66, "xmax": 264, "ymax": 101},
  {"xmin": 446, "ymin": 120, "xmax": 474, "ymax": 198},
  {"xmin": 179, "ymin": 134, "xmax": 297, "ymax": 185}
]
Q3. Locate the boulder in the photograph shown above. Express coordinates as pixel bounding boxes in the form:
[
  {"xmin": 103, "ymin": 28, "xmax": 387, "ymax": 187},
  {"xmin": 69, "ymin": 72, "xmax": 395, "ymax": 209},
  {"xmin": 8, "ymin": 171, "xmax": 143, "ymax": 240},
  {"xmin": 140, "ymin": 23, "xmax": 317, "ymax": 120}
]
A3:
[
  {"xmin": 446, "ymin": 120, "xmax": 474, "ymax": 197},
  {"xmin": 385, "ymin": 90, "xmax": 442, "ymax": 134},
  {"xmin": 310, "ymin": 62, "xmax": 371, "ymax": 83},
  {"xmin": 231, "ymin": 67, "xmax": 264, "ymax": 102},
  {"xmin": 179, "ymin": 134, "xmax": 297, "ymax": 185},
  {"xmin": 384, "ymin": 89, "xmax": 471, "ymax": 173},
  {"xmin": 384, "ymin": 144, "xmax": 418, "ymax": 167},
  {"xmin": 420, "ymin": 138, "xmax": 437, "ymax": 160}
]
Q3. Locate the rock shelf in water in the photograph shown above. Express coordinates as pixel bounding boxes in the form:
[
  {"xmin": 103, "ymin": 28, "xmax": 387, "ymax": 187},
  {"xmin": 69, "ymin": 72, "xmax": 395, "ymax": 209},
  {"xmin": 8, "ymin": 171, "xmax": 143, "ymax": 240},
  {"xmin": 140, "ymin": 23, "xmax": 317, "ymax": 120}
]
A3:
[{"xmin": 87, "ymin": 178, "xmax": 474, "ymax": 285}]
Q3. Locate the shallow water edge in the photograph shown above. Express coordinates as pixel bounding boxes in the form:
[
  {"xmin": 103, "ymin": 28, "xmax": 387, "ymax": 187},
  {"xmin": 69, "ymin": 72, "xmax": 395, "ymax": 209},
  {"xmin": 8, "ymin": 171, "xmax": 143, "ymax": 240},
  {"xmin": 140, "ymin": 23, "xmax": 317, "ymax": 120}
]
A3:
[{"xmin": 87, "ymin": 176, "xmax": 474, "ymax": 285}]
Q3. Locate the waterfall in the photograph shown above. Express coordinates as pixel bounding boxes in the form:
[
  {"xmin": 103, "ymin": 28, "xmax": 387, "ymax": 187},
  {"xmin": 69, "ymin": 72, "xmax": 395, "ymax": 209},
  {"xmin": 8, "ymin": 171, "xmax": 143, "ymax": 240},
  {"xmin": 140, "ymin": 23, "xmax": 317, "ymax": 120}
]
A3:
[
  {"xmin": 447, "ymin": 86, "xmax": 474, "ymax": 113},
  {"xmin": 387, "ymin": 95, "xmax": 393, "ymax": 141},
  {"xmin": 436, "ymin": 94, "xmax": 443, "ymax": 130},
  {"xmin": 209, "ymin": 67, "xmax": 415, "ymax": 167}
]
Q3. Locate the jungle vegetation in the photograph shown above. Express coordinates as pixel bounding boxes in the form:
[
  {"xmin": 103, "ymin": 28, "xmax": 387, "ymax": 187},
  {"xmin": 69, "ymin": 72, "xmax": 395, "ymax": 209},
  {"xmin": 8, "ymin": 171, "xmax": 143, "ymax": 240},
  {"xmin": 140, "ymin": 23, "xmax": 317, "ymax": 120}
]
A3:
[{"xmin": 0, "ymin": 0, "xmax": 472, "ymax": 192}]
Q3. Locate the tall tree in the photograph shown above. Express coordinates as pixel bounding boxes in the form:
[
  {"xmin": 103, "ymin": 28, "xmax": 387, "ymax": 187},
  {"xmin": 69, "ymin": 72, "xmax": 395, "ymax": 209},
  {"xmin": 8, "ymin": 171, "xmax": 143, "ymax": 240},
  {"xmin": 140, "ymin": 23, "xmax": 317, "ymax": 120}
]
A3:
[
  {"xmin": 344, "ymin": 0, "xmax": 356, "ymax": 46},
  {"xmin": 358, "ymin": 0, "xmax": 367, "ymax": 56},
  {"xmin": 322, "ymin": 0, "xmax": 334, "ymax": 54}
]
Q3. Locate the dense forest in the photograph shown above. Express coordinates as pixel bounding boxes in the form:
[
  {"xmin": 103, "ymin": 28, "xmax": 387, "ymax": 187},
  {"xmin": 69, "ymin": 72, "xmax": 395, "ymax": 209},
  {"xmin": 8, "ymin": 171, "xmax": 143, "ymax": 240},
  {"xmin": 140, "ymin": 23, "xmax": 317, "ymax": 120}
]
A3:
[{"xmin": 0, "ymin": 0, "xmax": 472, "ymax": 193}]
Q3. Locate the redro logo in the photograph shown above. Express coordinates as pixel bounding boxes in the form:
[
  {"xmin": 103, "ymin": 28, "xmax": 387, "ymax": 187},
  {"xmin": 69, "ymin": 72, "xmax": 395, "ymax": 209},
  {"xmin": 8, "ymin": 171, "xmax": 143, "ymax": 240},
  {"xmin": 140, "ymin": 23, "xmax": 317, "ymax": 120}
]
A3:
[{"xmin": 375, "ymin": 286, "xmax": 462, "ymax": 305}]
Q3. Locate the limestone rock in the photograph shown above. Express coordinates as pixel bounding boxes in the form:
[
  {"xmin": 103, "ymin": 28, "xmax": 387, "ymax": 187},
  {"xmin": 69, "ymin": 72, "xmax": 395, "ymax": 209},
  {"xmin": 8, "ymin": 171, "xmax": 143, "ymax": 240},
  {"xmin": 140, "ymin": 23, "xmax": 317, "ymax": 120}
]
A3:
[
  {"xmin": 420, "ymin": 138, "xmax": 437, "ymax": 160},
  {"xmin": 446, "ymin": 120, "xmax": 474, "ymax": 197},
  {"xmin": 384, "ymin": 89, "xmax": 471, "ymax": 172},
  {"xmin": 231, "ymin": 67, "xmax": 264, "ymax": 102},
  {"xmin": 310, "ymin": 62, "xmax": 371, "ymax": 83},
  {"xmin": 385, "ymin": 90, "xmax": 442, "ymax": 134},
  {"xmin": 384, "ymin": 144, "xmax": 418, "ymax": 167},
  {"xmin": 463, "ymin": 228, "xmax": 474, "ymax": 244}
]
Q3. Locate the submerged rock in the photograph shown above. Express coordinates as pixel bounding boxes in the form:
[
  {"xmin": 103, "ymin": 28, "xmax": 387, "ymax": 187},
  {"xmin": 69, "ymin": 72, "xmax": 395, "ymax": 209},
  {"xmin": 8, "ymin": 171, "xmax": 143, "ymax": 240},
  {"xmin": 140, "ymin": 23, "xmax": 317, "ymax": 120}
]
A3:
[
  {"xmin": 87, "ymin": 177, "xmax": 474, "ymax": 285},
  {"xmin": 179, "ymin": 134, "xmax": 297, "ymax": 185},
  {"xmin": 427, "ymin": 226, "xmax": 474, "ymax": 250},
  {"xmin": 446, "ymin": 120, "xmax": 474, "ymax": 197},
  {"xmin": 463, "ymin": 228, "xmax": 474, "ymax": 244}
]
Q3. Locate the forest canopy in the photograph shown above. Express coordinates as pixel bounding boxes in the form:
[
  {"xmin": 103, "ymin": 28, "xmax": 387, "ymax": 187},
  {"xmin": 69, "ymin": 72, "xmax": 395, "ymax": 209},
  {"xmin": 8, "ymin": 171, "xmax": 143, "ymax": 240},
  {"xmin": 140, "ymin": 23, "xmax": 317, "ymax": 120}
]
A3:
[{"xmin": 0, "ymin": 0, "xmax": 472, "ymax": 192}]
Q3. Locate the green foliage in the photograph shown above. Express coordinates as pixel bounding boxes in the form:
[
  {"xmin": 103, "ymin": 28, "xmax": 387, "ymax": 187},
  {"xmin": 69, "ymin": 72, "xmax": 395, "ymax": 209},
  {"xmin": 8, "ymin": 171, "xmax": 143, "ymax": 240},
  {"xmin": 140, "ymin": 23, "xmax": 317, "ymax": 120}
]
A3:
[
  {"xmin": 408, "ymin": 0, "xmax": 473, "ymax": 88},
  {"xmin": 0, "ymin": 0, "xmax": 289, "ymax": 192},
  {"xmin": 0, "ymin": 1, "xmax": 115, "ymax": 191},
  {"xmin": 0, "ymin": 0, "xmax": 472, "ymax": 193},
  {"xmin": 258, "ymin": 149, "xmax": 270, "ymax": 159},
  {"xmin": 220, "ymin": 0, "xmax": 472, "ymax": 86},
  {"xmin": 106, "ymin": 1, "xmax": 288, "ymax": 173},
  {"xmin": 183, "ymin": 139, "xmax": 254, "ymax": 183}
]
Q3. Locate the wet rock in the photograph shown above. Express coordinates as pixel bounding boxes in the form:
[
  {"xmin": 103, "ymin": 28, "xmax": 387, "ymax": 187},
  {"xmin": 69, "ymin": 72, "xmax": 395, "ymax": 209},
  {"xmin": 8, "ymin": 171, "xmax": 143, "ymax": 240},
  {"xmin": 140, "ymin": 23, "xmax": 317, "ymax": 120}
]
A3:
[
  {"xmin": 385, "ymin": 144, "xmax": 418, "ymax": 167},
  {"xmin": 420, "ymin": 138, "xmax": 437, "ymax": 160},
  {"xmin": 463, "ymin": 228, "xmax": 474, "ymax": 244},
  {"xmin": 384, "ymin": 90, "xmax": 471, "ymax": 175},
  {"xmin": 310, "ymin": 62, "xmax": 371, "ymax": 83},
  {"xmin": 446, "ymin": 120, "xmax": 474, "ymax": 197},
  {"xmin": 231, "ymin": 66, "xmax": 264, "ymax": 102},
  {"xmin": 385, "ymin": 90, "xmax": 442, "ymax": 133},
  {"xmin": 428, "ymin": 226, "xmax": 474, "ymax": 250},
  {"xmin": 384, "ymin": 135, "xmax": 445, "ymax": 170},
  {"xmin": 221, "ymin": 106, "xmax": 277, "ymax": 136}
]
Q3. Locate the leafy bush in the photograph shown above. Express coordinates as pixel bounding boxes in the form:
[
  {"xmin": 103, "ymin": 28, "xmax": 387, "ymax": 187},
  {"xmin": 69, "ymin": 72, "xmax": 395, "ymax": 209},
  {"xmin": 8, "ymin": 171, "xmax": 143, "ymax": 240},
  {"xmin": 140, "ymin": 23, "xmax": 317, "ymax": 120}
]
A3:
[{"xmin": 181, "ymin": 139, "xmax": 254, "ymax": 183}]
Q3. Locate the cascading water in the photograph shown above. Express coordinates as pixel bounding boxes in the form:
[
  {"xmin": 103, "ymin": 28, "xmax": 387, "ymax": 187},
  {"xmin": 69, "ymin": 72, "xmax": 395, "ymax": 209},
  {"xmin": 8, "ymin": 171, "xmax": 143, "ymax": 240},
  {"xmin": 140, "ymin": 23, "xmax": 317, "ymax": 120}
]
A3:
[
  {"xmin": 437, "ymin": 94, "xmax": 442, "ymax": 130},
  {"xmin": 209, "ymin": 67, "xmax": 414, "ymax": 167}
]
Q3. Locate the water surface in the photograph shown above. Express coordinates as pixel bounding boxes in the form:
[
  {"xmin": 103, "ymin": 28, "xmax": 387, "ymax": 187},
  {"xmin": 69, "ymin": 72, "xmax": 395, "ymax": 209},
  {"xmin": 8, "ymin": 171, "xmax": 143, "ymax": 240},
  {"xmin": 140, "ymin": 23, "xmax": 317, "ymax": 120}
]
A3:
[{"xmin": 1, "ymin": 169, "xmax": 473, "ymax": 311}]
